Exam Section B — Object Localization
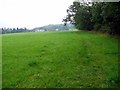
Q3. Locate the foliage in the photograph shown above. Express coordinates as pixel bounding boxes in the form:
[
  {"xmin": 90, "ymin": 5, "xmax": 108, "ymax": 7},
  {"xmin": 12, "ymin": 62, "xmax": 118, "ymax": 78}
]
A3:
[
  {"xmin": 101, "ymin": 2, "xmax": 120, "ymax": 35},
  {"xmin": 63, "ymin": 2, "xmax": 94, "ymax": 30},
  {"xmin": 63, "ymin": 2, "xmax": 120, "ymax": 35},
  {"xmin": 1, "ymin": 27, "xmax": 29, "ymax": 34},
  {"xmin": 94, "ymin": 23, "xmax": 101, "ymax": 31}
]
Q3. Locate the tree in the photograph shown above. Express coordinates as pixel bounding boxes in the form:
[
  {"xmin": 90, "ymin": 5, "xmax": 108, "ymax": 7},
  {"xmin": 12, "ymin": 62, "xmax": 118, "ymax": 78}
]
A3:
[
  {"xmin": 63, "ymin": 1, "xmax": 120, "ymax": 35},
  {"xmin": 101, "ymin": 2, "xmax": 120, "ymax": 34},
  {"xmin": 63, "ymin": 1, "xmax": 94, "ymax": 31}
]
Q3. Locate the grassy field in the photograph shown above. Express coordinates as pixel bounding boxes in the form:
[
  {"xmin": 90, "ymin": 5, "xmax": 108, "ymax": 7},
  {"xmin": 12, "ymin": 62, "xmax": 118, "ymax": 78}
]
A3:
[
  {"xmin": 2, "ymin": 31, "xmax": 119, "ymax": 88},
  {"xmin": 0, "ymin": 34, "xmax": 2, "ymax": 89}
]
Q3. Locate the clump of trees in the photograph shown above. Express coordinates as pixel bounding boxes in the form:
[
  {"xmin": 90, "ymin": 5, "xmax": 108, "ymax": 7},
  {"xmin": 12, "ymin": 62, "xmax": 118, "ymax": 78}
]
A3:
[
  {"xmin": 1, "ymin": 27, "xmax": 29, "ymax": 34},
  {"xmin": 63, "ymin": 1, "xmax": 120, "ymax": 35}
]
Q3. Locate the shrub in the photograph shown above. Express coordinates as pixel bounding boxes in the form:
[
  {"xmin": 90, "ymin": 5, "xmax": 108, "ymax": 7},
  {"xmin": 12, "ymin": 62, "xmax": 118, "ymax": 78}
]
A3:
[
  {"xmin": 100, "ymin": 24, "xmax": 111, "ymax": 33},
  {"xmin": 94, "ymin": 23, "xmax": 101, "ymax": 31}
]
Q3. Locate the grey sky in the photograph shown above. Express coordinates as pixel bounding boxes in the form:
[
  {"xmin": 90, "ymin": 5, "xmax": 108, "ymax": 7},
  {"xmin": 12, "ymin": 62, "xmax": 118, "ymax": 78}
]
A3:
[{"xmin": 0, "ymin": 0, "xmax": 74, "ymax": 29}]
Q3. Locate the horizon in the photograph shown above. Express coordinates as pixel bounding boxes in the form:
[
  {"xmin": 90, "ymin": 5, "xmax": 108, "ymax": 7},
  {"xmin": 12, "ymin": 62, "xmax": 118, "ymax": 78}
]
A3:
[
  {"xmin": 0, "ymin": 0, "xmax": 75, "ymax": 29},
  {"xmin": 1, "ymin": 0, "xmax": 119, "ymax": 29},
  {"xmin": 0, "ymin": 23, "xmax": 74, "ymax": 30}
]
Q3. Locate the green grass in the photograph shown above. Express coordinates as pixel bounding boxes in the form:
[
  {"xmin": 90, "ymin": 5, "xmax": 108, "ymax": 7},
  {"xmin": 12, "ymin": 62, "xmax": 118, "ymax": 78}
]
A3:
[
  {"xmin": 0, "ymin": 34, "xmax": 2, "ymax": 89},
  {"xmin": 2, "ymin": 31, "xmax": 119, "ymax": 88}
]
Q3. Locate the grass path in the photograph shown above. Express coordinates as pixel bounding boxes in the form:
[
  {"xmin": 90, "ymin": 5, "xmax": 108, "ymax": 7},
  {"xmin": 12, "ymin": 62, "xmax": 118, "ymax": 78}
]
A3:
[{"xmin": 2, "ymin": 31, "xmax": 119, "ymax": 88}]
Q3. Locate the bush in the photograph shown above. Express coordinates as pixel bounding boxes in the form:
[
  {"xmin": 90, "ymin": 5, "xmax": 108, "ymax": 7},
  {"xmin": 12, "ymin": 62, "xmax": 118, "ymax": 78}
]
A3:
[
  {"xmin": 100, "ymin": 25, "xmax": 111, "ymax": 33},
  {"xmin": 94, "ymin": 23, "xmax": 101, "ymax": 31}
]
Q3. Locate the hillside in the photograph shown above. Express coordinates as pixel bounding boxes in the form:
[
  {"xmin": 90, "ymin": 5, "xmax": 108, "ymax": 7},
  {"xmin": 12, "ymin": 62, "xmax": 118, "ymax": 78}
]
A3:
[{"xmin": 32, "ymin": 24, "xmax": 75, "ymax": 31}]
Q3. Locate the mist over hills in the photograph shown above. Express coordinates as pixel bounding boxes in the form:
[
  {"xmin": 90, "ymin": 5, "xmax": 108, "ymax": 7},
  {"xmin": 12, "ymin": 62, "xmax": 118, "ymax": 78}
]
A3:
[{"xmin": 32, "ymin": 24, "xmax": 76, "ymax": 31}]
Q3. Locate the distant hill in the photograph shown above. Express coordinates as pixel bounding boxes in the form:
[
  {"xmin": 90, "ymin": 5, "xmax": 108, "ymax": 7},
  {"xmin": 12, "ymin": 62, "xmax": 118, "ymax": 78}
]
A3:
[{"xmin": 32, "ymin": 24, "xmax": 76, "ymax": 32}]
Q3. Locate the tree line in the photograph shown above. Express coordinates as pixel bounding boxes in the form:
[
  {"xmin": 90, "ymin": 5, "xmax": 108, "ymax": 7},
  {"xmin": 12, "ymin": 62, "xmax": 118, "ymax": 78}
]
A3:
[
  {"xmin": 1, "ymin": 27, "xmax": 29, "ymax": 34},
  {"xmin": 63, "ymin": 2, "xmax": 120, "ymax": 35}
]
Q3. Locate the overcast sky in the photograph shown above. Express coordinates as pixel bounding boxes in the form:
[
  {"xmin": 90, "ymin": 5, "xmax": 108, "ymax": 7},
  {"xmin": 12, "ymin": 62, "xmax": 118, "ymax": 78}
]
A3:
[
  {"xmin": 1, "ymin": 0, "xmax": 119, "ymax": 29},
  {"xmin": 0, "ymin": 0, "xmax": 75, "ymax": 29}
]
